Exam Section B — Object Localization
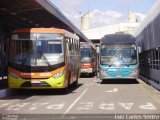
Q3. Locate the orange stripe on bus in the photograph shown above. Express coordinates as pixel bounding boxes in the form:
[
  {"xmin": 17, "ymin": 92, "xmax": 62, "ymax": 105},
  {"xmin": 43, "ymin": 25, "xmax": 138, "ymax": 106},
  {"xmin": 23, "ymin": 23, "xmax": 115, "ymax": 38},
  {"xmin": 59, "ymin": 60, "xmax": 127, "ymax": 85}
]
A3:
[
  {"xmin": 13, "ymin": 28, "xmax": 65, "ymax": 34},
  {"xmin": 8, "ymin": 66, "xmax": 65, "ymax": 79},
  {"xmin": 12, "ymin": 28, "xmax": 79, "ymax": 40}
]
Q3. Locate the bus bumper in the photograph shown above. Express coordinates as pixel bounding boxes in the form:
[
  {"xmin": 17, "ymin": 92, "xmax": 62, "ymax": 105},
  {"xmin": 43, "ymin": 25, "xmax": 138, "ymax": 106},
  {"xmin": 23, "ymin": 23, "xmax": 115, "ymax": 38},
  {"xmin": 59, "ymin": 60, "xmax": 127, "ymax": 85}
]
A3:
[
  {"xmin": 8, "ymin": 74, "xmax": 66, "ymax": 89},
  {"xmin": 99, "ymin": 70, "xmax": 139, "ymax": 80}
]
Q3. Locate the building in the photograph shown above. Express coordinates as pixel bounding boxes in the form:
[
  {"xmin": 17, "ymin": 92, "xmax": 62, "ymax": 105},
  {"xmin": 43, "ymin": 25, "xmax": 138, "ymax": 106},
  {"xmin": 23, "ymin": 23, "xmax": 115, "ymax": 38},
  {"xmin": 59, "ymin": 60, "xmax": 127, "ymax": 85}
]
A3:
[{"xmin": 81, "ymin": 11, "xmax": 140, "ymax": 44}]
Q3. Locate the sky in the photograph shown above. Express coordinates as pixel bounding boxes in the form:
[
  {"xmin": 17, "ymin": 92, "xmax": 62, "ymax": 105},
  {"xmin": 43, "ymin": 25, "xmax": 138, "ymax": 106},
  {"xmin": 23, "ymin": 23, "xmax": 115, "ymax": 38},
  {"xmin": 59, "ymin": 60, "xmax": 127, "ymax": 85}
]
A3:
[{"xmin": 50, "ymin": 0, "xmax": 157, "ymax": 29}]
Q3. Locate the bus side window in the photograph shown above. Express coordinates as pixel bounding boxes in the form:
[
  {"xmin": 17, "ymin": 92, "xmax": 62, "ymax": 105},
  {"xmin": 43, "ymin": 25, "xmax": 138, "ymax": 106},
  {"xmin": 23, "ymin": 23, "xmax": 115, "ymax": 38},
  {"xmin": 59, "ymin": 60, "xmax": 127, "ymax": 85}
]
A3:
[
  {"xmin": 65, "ymin": 38, "xmax": 69, "ymax": 58},
  {"xmin": 69, "ymin": 38, "xmax": 72, "ymax": 52},
  {"xmin": 73, "ymin": 39, "xmax": 76, "ymax": 55},
  {"xmin": 75, "ymin": 40, "xmax": 79, "ymax": 54},
  {"xmin": 71, "ymin": 39, "xmax": 75, "ymax": 55}
]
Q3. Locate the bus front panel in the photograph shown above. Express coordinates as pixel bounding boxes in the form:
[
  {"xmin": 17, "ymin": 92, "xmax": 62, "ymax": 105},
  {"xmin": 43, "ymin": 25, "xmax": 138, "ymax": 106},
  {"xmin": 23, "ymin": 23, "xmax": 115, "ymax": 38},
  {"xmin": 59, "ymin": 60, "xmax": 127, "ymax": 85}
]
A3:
[
  {"xmin": 99, "ymin": 43, "xmax": 139, "ymax": 79},
  {"xmin": 8, "ymin": 66, "xmax": 66, "ymax": 89},
  {"xmin": 8, "ymin": 32, "xmax": 68, "ymax": 89},
  {"xmin": 100, "ymin": 65, "xmax": 139, "ymax": 79}
]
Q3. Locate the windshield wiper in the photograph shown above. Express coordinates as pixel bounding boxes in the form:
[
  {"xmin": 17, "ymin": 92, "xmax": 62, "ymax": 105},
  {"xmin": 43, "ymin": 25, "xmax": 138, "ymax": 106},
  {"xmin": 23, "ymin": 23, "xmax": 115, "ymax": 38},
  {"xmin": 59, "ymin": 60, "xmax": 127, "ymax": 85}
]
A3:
[
  {"xmin": 120, "ymin": 58, "xmax": 130, "ymax": 67},
  {"xmin": 38, "ymin": 50, "xmax": 52, "ymax": 68},
  {"xmin": 41, "ymin": 54, "xmax": 53, "ymax": 68}
]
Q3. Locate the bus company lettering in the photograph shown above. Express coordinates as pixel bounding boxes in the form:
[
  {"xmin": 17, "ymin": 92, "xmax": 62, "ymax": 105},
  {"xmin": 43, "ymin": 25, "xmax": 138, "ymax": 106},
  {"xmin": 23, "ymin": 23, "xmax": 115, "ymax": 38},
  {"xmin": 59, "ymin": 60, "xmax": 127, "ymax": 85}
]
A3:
[
  {"xmin": 39, "ymin": 73, "xmax": 51, "ymax": 77},
  {"xmin": 21, "ymin": 72, "xmax": 52, "ymax": 77},
  {"xmin": 21, "ymin": 73, "xmax": 35, "ymax": 76},
  {"xmin": 108, "ymin": 69, "xmax": 117, "ymax": 72}
]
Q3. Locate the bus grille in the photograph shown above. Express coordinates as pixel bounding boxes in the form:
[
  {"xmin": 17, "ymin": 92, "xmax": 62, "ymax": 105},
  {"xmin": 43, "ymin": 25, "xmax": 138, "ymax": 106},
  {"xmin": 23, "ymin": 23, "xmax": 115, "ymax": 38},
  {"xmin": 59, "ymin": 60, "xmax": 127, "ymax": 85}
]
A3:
[{"xmin": 21, "ymin": 81, "xmax": 51, "ymax": 87}]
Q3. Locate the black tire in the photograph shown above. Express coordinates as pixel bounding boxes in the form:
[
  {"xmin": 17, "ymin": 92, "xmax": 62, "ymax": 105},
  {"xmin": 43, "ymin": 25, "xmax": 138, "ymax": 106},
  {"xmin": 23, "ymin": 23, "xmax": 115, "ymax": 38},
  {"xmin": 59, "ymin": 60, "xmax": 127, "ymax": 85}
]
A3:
[
  {"xmin": 64, "ymin": 86, "xmax": 69, "ymax": 94},
  {"xmin": 73, "ymin": 79, "xmax": 78, "ymax": 87},
  {"xmin": 64, "ymin": 71, "xmax": 71, "ymax": 94}
]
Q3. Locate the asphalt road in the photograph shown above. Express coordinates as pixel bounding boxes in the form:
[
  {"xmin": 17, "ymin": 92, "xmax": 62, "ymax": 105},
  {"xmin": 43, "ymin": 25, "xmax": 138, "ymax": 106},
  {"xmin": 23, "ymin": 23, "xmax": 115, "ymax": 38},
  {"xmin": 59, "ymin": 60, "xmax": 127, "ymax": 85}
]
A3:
[{"xmin": 0, "ymin": 76, "xmax": 160, "ymax": 120}]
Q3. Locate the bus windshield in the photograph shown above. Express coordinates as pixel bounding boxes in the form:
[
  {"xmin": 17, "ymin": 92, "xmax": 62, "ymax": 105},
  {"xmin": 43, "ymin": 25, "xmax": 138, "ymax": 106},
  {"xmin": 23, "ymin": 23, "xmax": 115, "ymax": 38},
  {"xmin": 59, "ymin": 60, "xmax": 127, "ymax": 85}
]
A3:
[
  {"xmin": 80, "ymin": 48, "xmax": 92, "ymax": 62},
  {"xmin": 9, "ymin": 33, "xmax": 64, "ymax": 66},
  {"xmin": 100, "ymin": 44, "xmax": 137, "ymax": 65}
]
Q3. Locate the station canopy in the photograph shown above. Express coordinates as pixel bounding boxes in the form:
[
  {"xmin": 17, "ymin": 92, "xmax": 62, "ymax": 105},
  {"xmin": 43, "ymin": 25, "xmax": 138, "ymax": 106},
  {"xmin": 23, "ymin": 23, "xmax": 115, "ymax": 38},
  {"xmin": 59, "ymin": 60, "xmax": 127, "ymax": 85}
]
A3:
[{"xmin": 0, "ymin": 0, "xmax": 91, "ymax": 43}]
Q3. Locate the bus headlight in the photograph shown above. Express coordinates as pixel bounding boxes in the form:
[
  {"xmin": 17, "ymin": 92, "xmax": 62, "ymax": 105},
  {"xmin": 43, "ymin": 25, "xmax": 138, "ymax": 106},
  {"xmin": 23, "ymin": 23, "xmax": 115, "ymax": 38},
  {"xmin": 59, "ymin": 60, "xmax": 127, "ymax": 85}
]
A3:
[
  {"xmin": 53, "ymin": 71, "xmax": 64, "ymax": 79},
  {"xmin": 132, "ymin": 68, "xmax": 138, "ymax": 73},
  {"xmin": 9, "ymin": 72, "xmax": 20, "ymax": 79},
  {"xmin": 100, "ymin": 68, "xmax": 106, "ymax": 74}
]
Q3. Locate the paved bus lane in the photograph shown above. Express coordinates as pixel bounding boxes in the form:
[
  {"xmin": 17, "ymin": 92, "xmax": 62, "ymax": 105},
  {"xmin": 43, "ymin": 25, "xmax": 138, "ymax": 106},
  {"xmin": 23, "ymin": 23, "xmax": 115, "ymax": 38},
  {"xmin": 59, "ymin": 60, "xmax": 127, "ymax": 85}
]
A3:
[
  {"xmin": 0, "ymin": 77, "xmax": 160, "ymax": 119},
  {"xmin": 65, "ymin": 79, "xmax": 160, "ymax": 114},
  {"xmin": 0, "ymin": 77, "xmax": 93, "ymax": 114}
]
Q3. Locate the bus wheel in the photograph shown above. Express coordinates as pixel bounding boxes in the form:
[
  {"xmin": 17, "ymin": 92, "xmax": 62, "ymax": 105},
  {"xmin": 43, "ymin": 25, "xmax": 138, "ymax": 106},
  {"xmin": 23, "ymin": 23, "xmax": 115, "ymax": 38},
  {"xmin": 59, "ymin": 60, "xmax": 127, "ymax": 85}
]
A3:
[
  {"xmin": 64, "ymin": 72, "xmax": 71, "ymax": 94},
  {"xmin": 73, "ymin": 71, "xmax": 79, "ymax": 87},
  {"xmin": 73, "ymin": 78, "xmax": 78, "ymax": 87},
  {"xmin": 64, "ymin": 86, "xmax": 69, "ymax": 94}
]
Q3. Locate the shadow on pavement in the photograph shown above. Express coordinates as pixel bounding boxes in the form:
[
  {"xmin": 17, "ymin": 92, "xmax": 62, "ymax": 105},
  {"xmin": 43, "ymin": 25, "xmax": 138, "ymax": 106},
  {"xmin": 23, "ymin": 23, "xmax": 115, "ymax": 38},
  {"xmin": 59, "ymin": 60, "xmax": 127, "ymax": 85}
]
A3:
[
  {"xmin": 101, "ymin": 79, "xmax": 139, "ymax": 84},
  {"xmin": 0, "ymin": 83, "xmax": 83, "ymax": 100},
  {"xmin": 80, "ymin": 73, "xmax": 95, "ymax": 78}
]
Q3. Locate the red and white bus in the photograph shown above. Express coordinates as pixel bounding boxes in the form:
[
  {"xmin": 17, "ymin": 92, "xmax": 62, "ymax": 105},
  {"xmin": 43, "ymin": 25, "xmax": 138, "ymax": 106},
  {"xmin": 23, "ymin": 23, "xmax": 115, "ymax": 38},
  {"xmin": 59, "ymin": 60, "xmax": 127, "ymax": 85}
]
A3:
[{"xmin": 80, "ymin": 42, "xmax": 97, "ymax": 76}]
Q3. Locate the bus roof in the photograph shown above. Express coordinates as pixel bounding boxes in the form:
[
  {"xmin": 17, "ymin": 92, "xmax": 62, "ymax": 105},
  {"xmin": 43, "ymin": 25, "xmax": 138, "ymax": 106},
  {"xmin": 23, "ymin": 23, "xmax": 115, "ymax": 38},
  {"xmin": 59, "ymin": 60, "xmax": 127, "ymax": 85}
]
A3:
[
  {"xmin": 101, "ymin": 34, "xmax": 136, "ymax": 44},
  {"xmin": 12, "ymin": 28, "xmax": 79, "ymax": 40}
]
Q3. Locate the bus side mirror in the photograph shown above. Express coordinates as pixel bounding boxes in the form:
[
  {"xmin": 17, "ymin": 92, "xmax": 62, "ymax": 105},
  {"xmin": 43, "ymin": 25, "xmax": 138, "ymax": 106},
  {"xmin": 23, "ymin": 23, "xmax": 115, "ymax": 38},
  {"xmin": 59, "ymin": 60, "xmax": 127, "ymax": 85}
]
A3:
[{"xmin": 138, "ymin": 47, "xmax": 141, "ymax": 53}]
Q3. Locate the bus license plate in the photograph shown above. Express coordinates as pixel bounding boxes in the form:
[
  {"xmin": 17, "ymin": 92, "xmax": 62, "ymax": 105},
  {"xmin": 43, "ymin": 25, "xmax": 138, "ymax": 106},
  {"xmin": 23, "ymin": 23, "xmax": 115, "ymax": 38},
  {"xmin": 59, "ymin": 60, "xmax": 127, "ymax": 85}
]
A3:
[
  {"xmin": 31, "ymin": 80, "xmax": 40, "ymax": 84},
  {"xmin": 117, "ymin": 75, "xmax": 122, "ymax": 78},
  {"xmin": 81, "ymin": 69, "xmax": 86, "ymax": 72}
]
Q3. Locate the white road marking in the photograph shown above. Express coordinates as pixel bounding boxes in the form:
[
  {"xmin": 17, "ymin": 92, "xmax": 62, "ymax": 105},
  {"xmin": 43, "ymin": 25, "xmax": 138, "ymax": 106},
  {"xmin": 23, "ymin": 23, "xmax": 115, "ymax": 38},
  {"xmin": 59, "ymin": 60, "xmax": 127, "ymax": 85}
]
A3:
[
  {"xmin": 29, "ymin": 103, "xmax": 48, "ymax": 110},
  {"xmin": 6, "ymin": 103, "xmax": 30, "ymax": 111},
  {"xmin": 47, "ymin": 103, "xmax": 65, "ymax": 110},
  {"xmin": 105, "ymin": 88, "xmax": 118, "ymax": 93},
  {"xmin": 139, "ymin": 102, "xmax": 157, "ymax": 110},
  {"xmin": 1, "ymin": 101, "xmax": 158, "ymax": 112},
  {"xmin": 77, "ymin": 102, "xmax": 94, "ymax": 110},
  {"xmin": 118, "ymin": 103, "xmax": 134, "ymax": 110},
  {"xmin": 99, "ymin": 102, "xmax": 115, "ymax": 110},
  {"xmin": 63, "ymin": 88, "xmax": 88, "ymax": 115}
]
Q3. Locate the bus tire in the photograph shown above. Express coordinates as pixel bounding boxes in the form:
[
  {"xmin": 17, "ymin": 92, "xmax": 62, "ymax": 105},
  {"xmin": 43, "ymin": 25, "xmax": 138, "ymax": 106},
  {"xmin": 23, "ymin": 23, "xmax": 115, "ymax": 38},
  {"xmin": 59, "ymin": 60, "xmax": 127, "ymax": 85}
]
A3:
[
  {"xmin": 64, "ymin": 71, "xmax": 71, "ymax": 94},
  {"xmin": 64, "ymin": 86, "xmax": 69, "ymax": 94},
  {"xmin": 73, "ymin": 70, "xmax": 79, "ymax": 87},
  {"xmin": 73, "ymin": 77, "xmax": 78, "ymax": 87}
]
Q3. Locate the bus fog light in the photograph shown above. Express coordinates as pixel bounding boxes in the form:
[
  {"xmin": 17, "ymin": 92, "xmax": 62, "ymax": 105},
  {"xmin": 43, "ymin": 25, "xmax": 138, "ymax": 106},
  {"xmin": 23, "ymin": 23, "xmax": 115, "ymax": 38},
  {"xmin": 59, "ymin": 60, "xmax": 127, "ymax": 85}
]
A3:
[{"xmin": 53, "ymin": 71, "xmax": 64, "ymax": 79}]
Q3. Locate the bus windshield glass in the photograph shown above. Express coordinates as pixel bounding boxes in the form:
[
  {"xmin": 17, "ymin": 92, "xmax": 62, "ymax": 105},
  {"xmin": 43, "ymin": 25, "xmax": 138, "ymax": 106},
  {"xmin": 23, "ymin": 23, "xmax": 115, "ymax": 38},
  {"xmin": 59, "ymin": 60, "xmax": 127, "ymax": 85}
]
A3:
[
  {"xmin": 9, "ymin": 33, "xmax": 64, "ymax": 66},
  {"xmin": 80, "ymin": 47, "xmax": 92, "ymax": 62},
  {"xmin": 100, "ymin": 44, "xmax": 137, "ymax": 65}
]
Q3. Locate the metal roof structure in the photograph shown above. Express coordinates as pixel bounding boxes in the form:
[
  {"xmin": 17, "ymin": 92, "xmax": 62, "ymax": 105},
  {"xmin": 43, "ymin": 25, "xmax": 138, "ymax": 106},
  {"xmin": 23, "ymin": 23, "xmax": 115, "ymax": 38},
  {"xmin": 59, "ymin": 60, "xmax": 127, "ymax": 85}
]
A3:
[
  {"xmin": 0, "ymin": 0, "xmax": 92, "ymax": 44},
  {"xmin": 134, "ymin": 0, "xmax": 160, "ymax": 37},
  {"xmin": 135, "ymin": 0, "xmax": 160, "ymax": 51},
  {"xmin": 101, "ymin": 34, "xmax": 136, "ymax": 44}
]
